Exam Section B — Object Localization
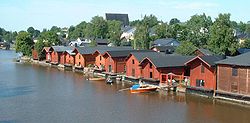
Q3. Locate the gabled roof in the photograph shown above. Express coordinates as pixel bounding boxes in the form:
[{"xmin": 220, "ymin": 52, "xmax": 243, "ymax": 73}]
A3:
[
  {"xmin": 94, "ymin": 46, "xmax": 133, "ymax": 54},
  {"xmin": 185, "ymin": 55, "xmax": 225, "ymax": 67},
  {"xmin": 104, "ymin": 50, "xmax": 137, "ymax": 58},
  {"xmin": 64, "ymin": 50, "xmax": 76, "ymax": 55},
  {"xmin": 141, "ymin": 54, "xmax": 194, "ymax": 68},
  {"xmin": 153, "ymin": 38, "xmax": 180, "ymax": 46},
  {"xmin": 151, "ymin": 45, "xmax": 176, "ymax": 52},
  {"xmin": 42, "ymin": 47, "xmax": 51, "ymax": 52},
  {"xmin": 216, "ymin": 52, "xmax": 250, "ymax": 66},
  {"xmin": 126, "ymin": 50, "xmax": 158, "ymax": 62},
  {"xmin": 105, "ymin": 13, "xmax": 129, "ymax": 26},
  {"xmin": 195, "ymin": 48, "xmax": 213, "ymax": 56},
  {"xmin": 75, "ymin": 46, "xmax": 108, "ymax": 55},
  {"xmin": 51, "ymin": 46, "xmax": 75, "ymax": 52}
]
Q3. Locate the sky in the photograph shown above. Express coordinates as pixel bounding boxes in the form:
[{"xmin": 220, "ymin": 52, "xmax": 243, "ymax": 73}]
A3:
[{"xmin": 0, "ymin": 0, "xmax": 249, "ymax": 31}]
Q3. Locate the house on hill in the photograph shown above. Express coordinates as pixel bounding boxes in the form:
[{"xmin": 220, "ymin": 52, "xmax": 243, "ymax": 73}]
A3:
[
  {"xmin": 105, "ymin": 13, "xmax": 129, "ymax": 27},
  {"xmin": 152, "ymin": 38, "xmax": 180, "ymax": 47},
  {"xmin": 151, "ymin": 45, "xmax": 176, "ymax": 54},
  {"xmin": 185, "ymin": 55, "xmax": 225, "ymax": 96},
  {"xmin": 215, "ymin": 52, "xmax": 250, "ymax": 101}
]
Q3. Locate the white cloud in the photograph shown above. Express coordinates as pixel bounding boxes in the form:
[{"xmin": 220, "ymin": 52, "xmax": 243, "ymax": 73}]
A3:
[{"xmin": 174, "ymin": 2, "xmax": 219, "ymax": 10}]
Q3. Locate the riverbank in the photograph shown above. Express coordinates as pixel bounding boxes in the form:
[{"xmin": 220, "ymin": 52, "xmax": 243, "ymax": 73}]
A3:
[{"xmin": 17, "ymin": 56, "xmax": 250, "ymax": 106}]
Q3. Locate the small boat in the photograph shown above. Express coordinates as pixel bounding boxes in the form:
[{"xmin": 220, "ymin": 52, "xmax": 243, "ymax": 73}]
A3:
[
  {"xmin": 106, "ymin": 77, "xmax": 113, "ymax": 84},
  {"xmin": 89, "ymin": 77, "xmax": 105, "ymax": 81},
  {"xmin": 130, "ymin": 84, "xmax": 158, "ymax": 93}
]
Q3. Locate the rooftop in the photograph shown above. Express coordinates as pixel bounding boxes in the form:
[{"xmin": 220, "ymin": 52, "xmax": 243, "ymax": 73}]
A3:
[{"xmin": 216, "ymin": 52, "xmax": 250, "ymax": 66}]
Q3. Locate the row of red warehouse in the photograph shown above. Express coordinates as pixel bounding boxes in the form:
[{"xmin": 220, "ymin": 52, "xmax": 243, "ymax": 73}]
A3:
[{"xmin": 32, "ymin": 45, "xmax": 250, "ymax": 103}]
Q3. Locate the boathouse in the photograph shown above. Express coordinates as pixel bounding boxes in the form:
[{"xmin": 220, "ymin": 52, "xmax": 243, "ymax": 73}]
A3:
[
  {"xmin": 102, "ymin": 50, "xmax": 136, "ymax": 73},
  {"xmin": 73, "ymin": 47, "xmax": 97, "ymax": 70},
  {"xmin": 93, "ymin": 47, "xmax": 133, "ymax": 71},
  {"xmin": 185, "ymin": 55, "xmax": 225, "ymax": 96},
  {"xmin": 215, "ymin": 52, "xmax": 250, "ymax": 101},
  {"xmin": 139, "ymin": 55, "xmax": 193, "ymax": 85},
  {"xmin": 50, "ymin": 46, "xmax": 74, "ymax": 65},
  {"xmin": 63, "ymin": 50, "xmax": 76, "ymax": 67},
  {"xmin": 31, "ymin": 47, "xmax": 38, "ymax": 60},
  {"xmin": 41, "ymin": 47, "xmax": 51, "ymax": 62},
  {"xmin": 125, "ymin": 51, "xmax": 158, "ymax": 80}
]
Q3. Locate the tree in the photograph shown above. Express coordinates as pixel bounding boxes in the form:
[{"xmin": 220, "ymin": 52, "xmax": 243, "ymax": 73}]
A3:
[
  {"xmin": 245, "ymin": 23, "xmax": 250, "ymax": 34},
  {"xmin": 107, "ymin": 20, "xmax": 122, "ymax": 46},
  {"xmin": 142, "ymin": 14, "xmax": 158, "ymax": 28},
  {"xmin": 27, "ymin": 27, "xmax": 40, "ymax": 38},
  {"xmin": 39, "ymin": 31, "xmax": 60, "ymax": 46},
  {"xmin": 175, "ymin": 41, "xmax": 197, "ymax": 55},
  {"xmin": 238, "ymin": 21, "xmax": 246, "ymax": 33},
  {"xmin": 242, "ymin": 38, "xmax": 250, "ymax": 48},
  {"xmin": 50, "ymin": 26, "xmax": 60, "ymax": 33},
  {"xmin": 89, "ymin": 40, "xmax": 97, "ymax": 47},
  {"xmin": 34, "ymin": 39, "xmax": 45, "ymax": 58},
  {"xmin": 15, "ymin": 31, "xmax": 34, "ymax": 56},
  {"xmin": 27, "ymin": 27, "xmax": 35, "ymax": 35},
  {"xmin": 91, "ymin": 16, "xmax": 108, "ymax": 39},
  {"xmin": 130, "ymin": 19, "xmax": 141, "ymax": 26},
  {"xmin": 154, "ymin": 23, "xmax": 167, "ymax": 39},
  {"xmin": 208, "ymin": 13, "xmax": 238, "ymax": 55},
  {"xmin": 169, "ymin": 18, "xmax": 180, "ymax": 25},
  {"xmin": 186, "ymin": 13, "xmax": 212, "ymax": 47},
  {"xmin": 133, "ymin": 24, "xmax": 149, "ymax": 49}
]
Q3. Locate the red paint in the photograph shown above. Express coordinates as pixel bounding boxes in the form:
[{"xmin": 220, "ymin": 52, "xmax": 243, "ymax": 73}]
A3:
[
  {"xmin": 64, "ymin": 52, "xmax": 75, "ymax": 65},
  {"xmin": 187, "ymin": 58, "xmax": 216, "ymax": 90},
  {"xmin": 94, "ymin": 51, "xmax": 106, "ymax": 69},
  {"xmin": 74, "ymin": 50, "xmax": 96, "ymax": 68},
  {"xmin": 32, "ymin": 49, "xmax": 38, "ymax": 60},
  {"xmin": 103, "ymin": 53, "xmax": 126, "ymax": 73},
  {"xmin": 126, "ymin": 55, "xmax": 142, "ymax": 78},
  {"xmin": 42, "ymin": 47, "xmax": 51, "ymax": 62},
  {"xmin": 50, "ymin": 51, "xmax": 60, "ymax": 64}
]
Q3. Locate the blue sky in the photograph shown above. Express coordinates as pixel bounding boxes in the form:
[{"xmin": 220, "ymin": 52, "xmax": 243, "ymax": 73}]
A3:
[{"xmin": 0, "ymin": 0, "xmax": 249, "ymax": 31}]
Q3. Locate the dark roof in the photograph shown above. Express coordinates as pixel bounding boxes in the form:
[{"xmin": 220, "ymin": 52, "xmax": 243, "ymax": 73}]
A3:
[
  {"xmin": 151, "ymin": 46, "xmax": 176, "ymax": 52},
  {"xmin": 76, "ymin": 46, "xmax": 103, "ymax": 54},
  {"xmin": 95, "ymin": 39, "xmax": 108, "ymax": 44},
  {"xmin": 128, "ymin": 51, "xmax": 158, "ymax": 62},
  {"xmin": 105, "ymin": 13, "xmax": 129, "ymax": 26},
  {"xmin": 121, "ymin": 26, "xmax": 134, "ymax": 32},
  {"xmin": 216, "ymin": 52, "xmax": 250, "ymax": 66},
  {"xmin": 51, "ymin": 46, "xmax": 75, "ymax": 52},
  {"xmin": 142, "ymin": 54, "xmax": 194, "ymax": 68},
  {"xmin": 237, "ymin": 48, "xmax": 250, "ymax": 54},
  {"xmin": 237, "ymin": 33, "xmax": 250, "ymax": 39},
  {"xmin": 186, "ymin": 55, "xmax": 225, "ymax": 67},
  {"xmin": 96, "ymin": 46, "xmax": 133, "ymax": 54},
  {"xmin": 196, "ymin": 48, "xmax": 213, "ymax": 56},
  {"xmin": 153, "ymin": 38, "xmax": 180, "ymax": 46},
  {"xmin": 105, "ymin": 50, "xmax": 137, "ymax": 58}
]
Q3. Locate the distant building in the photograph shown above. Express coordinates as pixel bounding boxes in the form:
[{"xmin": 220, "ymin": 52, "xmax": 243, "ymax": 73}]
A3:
[
  {"xmin": 194, "ymin": 48, "xmax": 214, "ymax": 56},
  {"xmin": 120, "ymin": 26, "xmax": 136, "ymax": 41},
  {"xmin": 152, "ymin": 38, "xmax": 180, "ymax": 47},
  {"xmin": 105, "ymin": 13, "xmax": 129, "ymax": 27}
]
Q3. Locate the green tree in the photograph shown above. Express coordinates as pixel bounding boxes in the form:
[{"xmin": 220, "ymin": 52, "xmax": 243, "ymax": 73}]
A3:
[
  {"xmin": 169, "ymin": 18, "xmax": 180, "ymax": 25},
  {"xmin": 142, "ymin": 14, "xmax": 158, "ymax": 28},
  {"xmin": 27, "ymin": 27, "xmax": 35, "ymax": 35},
  {"xmin": 208, "ymin": 13, "xmax": 238, "ymax": 55},
  {"xmin": 39, "ymin": 31, "xmax": 60, "ymax": 46},
  {"xmin": 154, "ymin": 23, "xmax": 167, "ymax": 39},
  {"xmin": 186, "ymin": 13, "xmax": 212, "ymax": 47},
  {"xmin": 34, "ymin": 39, "xmax": 45, "ymax": 58},
  {"xmin": 242, "ymin": 38, "xmax": 250, "ymax": 48},
  {"xmin": 238, "ymin": 21, "xmax": 246, "ymax": 33},
  {"xmin": 15, "ymin": 31, "xmax": 34, "ymax": 56},
  {"xmin": 133, "ymin": 24, "xmax": 149, "ymax": 49},
  {"xmin": 175, "ymin": 41, "xmax": 197, "ymax": 55},
  {"xmin": 107, "ymin": 20, "xmax": 122, "ymax": 46},
  {"xmin": 245, "ymin": 24, "xmax": 250, "ymax": 34},
  {"xmin": 89, "ymin": 40, "xmax": 97, "ymax": 47},
  {"xmin": 91, "ymin": 16, "xmax": 108, "ymax": 39}
]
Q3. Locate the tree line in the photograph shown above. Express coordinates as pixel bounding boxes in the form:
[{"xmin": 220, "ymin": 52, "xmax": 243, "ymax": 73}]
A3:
[{"xmin": 1, "ymin": 13, "xmax": 250, "ymax": 57}]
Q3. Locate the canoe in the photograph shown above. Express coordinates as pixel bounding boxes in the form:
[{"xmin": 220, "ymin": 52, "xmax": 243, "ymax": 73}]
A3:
[
  {"xmin": 89, "ymin": 77, "xmax": 105, "ymax": 81},
  {"xmin": 130, "ymin": 84, "xmax": 157, "ymax": 93}
]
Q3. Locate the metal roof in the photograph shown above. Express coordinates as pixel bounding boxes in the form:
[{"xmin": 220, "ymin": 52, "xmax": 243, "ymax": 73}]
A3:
[{"xmin": 216, "ymin": 52, "xmax": 250, "ymax": 66}]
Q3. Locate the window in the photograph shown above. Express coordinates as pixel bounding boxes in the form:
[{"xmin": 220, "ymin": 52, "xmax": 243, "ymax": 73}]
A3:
[
  {"xmin": 150, "ymin": 72, "xmax": 153, "ymax": 78},
  {"xmin": 232, "ymin": 68, "xmax": 238, "ymax": 76},
  {"xmin": 124, "ymin": 65, "xmax": 126, "ymax": 72},
  {"xmin": 196, "ymin": 79, "xmax": 205, "ymax": 87},
  {"xmin": 150, "ymin": 63, "xmax": 152, "ymax": 69},
  {"xmin": 201, "ymin": 64, "xmax": 205, "ymax": 73},
  {"xmin": 79, "ymin": 55, "xmax": 81, "ymax": 59},
  {"xmin": 132, "ymin": 59, "xmax": 135, "ymax": 64},
  {"xmin": 108, "ymin": 65, "xmax": 112, "ymax": 72},
  {"xmin": 100, "ymin": 56, "xmax": 102, "ymax": 61},
  {"xmin": 162, "ymin": 75, "xmax": 166, "ymax": 81},
  {"xmin": 132, "ymin": 69, "xmax": 135, "ymax": 77}
]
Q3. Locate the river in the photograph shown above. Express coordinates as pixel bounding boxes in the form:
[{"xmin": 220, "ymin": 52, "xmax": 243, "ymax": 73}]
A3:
[{"xmin": 0, "ymin": 50, "xmax": 250, "ymax": 123}]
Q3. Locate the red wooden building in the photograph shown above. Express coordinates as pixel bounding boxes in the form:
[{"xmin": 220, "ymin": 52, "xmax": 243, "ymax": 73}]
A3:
[
  {"xmin": 63, "ymin": 50, "xmax": 76, "ymax": 66},
  {"xmin": 73, "ymin": 47, "xmax": 97, "ymax": 69},
  {"xmin": 185, "ymin": 56, "xmax": 225, "ymax": 95},
  {"xmin": 50, "ymin": 46, "xmax": 74, "ymax": 65},
  {"xmin": 216, "ymin": 52, "xmax": 250, "ymax": 100},
  {"xmin": 42, "ymin": 47, "xmax": 51, "ymax": 62},
  {"xmin": 93, "ymin": 47, "xmax": 133, "ymax": 70},
  {"xmin": 125, "ymin": 51, "xmax": 157, "ymax": 79},
  {"xmin": 139, "ymin": 55, "xmax": 193, "ymax": 84},
  {"xmin": 32, "ymin": 47, "xmax": 38, "ymax": 60},
  {"xmin": 103, "ymin": 50, "xmax": 136, "ymax": 73}
]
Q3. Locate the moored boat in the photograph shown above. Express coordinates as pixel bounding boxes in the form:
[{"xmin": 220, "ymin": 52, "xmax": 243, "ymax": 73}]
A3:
[
  {"xmin": 130, "ymin": 84, "xmax": 158, "ymax": 93},
  {"xmin": 89, "ymin": 77, "xmax": 105, "ymax": 81}
]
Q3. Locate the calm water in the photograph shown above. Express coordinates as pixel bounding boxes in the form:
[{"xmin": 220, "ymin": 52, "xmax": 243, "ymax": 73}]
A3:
[{"xmin": 0, "ymin": 50, "xmax": 250, "ymax": 123}]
